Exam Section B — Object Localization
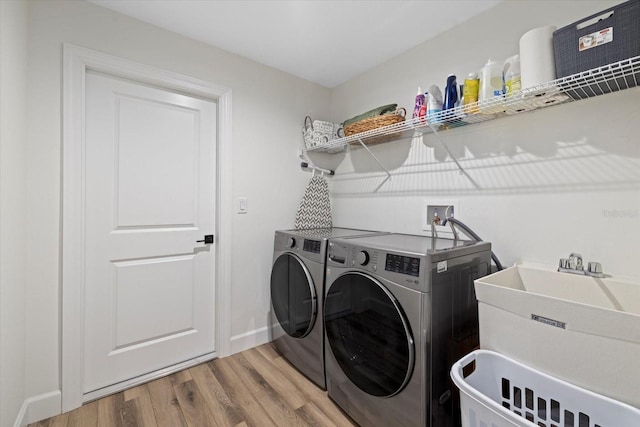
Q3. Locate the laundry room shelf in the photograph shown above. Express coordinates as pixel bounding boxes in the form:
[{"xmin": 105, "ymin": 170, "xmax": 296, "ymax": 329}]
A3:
[{"xmin": 303, "ymin": 55, "xmax": 640, "ymax": 155}]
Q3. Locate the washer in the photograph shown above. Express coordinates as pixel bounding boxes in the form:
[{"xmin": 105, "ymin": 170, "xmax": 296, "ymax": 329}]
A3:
[
  {"xmin": 270, "ymin": 228, "xmax": 387, "ymax": 390},
  {"xmin": 324, "ymin": 233, "xmax": 492, "ymax": 427}
]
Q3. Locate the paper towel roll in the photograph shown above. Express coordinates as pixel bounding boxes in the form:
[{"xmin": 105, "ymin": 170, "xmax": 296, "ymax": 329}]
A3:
[{"xmin": 519, "ymin": 26, "xmax": 557, "ymax": 89}]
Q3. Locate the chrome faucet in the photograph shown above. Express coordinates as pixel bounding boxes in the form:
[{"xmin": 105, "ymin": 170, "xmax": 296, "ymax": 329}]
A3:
[{"xmin": 558, "ymin": 253, "xmax": 604, "ymax": 278}]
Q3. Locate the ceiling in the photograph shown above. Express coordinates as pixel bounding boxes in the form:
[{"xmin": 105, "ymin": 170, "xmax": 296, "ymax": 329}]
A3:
[{"xmin": 88, "ymin": 0, "xmax": 502, "ymax": 88}]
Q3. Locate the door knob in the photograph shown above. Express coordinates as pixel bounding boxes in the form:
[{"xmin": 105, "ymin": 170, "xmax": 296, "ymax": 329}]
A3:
[{"xmin": 197, "ymin": 235, "xmax": 214, "ymax": 244}]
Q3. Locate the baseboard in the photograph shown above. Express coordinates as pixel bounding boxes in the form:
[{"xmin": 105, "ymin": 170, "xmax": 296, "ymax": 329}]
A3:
[
  {"xmin": 13, "ymin": 390, "xmax": 61, "ymax": 427},
  {"xmin": 230, "ymin": 326, "xmax": 270, "ymax": 355},
  {"xmin": 12, "ymin": 400, "xmax": 29, "ymax": 427}
]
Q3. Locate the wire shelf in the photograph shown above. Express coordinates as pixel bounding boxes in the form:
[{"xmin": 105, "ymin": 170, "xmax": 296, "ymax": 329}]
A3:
[{"xmin": 304, "ymin": 55, "xmax": 640, "ymax": 154}]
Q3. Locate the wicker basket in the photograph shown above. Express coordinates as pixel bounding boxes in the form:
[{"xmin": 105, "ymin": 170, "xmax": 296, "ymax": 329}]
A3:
[{"xmin": 344, "ymin": 108, "xmax": 406, "ymax": 145}]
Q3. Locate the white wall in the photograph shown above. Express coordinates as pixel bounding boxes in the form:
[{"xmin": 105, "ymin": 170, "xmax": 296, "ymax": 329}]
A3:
[
  {"xmin": 0, "ymin": 0, "xmax": 28, "ymax": 425},
  {"xmin": 25, "ymin": 0, "xmax": 329, "ymax": 408},
  {"xmin": 328, "ymin": 0, "xmax": 640, "ymax": 278}
]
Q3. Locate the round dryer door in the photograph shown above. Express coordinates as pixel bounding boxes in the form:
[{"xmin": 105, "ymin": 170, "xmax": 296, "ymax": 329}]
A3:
[
  {"xmin": 270, "ymin": 253, "xmax": 317, "ymax": 338},
  {"xmin": 325, "ymin": 272, "xmax": 414, "ymax": 397}
]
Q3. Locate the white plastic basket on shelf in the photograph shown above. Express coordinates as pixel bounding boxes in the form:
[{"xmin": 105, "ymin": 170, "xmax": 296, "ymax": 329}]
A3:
[
  {"xmin": 302, "ymin": 116, "xmax": 344, "ymax": 153},
  {"xmin": 451, "ymin": 350, "xmax": 640, "ymax": 427}
]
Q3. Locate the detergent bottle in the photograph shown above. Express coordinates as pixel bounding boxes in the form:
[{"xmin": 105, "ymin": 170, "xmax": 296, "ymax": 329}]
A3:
[
  {"xmin": 503, "ymin": 54, "xmax": 522, "ymax": 97},
  {"xmin": 412, "ymin": 86, "xmax": 426, "ymax": 122},
  {"xmin": 478, "ymin": 59, "xmax": 504, "ymax": 113}
]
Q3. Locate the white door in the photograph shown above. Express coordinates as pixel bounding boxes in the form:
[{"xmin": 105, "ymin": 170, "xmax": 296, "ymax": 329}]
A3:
[{"xmin": 83, "ymin": 71, "xmax": 217, "ymax": 393}]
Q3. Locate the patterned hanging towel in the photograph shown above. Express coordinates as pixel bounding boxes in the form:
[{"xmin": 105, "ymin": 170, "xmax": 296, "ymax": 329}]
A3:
[{"xmin": 294, "ymin": 174, "xmax": 332, "ymax": 229}]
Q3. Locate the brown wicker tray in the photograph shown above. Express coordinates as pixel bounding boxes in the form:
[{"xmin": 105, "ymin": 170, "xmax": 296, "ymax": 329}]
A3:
[{"xmin": 344, "ymin": 108, "xmax": 406, "ymax": 145}]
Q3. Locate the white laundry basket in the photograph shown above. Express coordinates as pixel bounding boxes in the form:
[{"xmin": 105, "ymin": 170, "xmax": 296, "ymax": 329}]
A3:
[{"xmin": 451, "ymin": 350, "xmax": 640, "ymax": 427}]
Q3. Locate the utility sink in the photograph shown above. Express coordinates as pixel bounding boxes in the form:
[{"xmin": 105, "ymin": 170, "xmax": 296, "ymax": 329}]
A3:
[{"xmin": 474, "ymin": 262, "xmax": 640, "ymax": 409}]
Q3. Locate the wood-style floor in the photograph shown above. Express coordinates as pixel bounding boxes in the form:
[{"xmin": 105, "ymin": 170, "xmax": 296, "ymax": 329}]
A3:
[{"xmin": 31, "ymin": 343, "xmax": 357, "ymax": 427}]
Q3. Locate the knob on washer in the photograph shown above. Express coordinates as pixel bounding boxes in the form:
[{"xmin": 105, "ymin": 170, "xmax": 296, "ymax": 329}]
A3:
[
  {"xmin": 287, "ymin": 237, "xmax": 296, "ymax": 248},
  {"xmin": 356, "ymin": 251, "xmax": 370, "ymax": 266}
]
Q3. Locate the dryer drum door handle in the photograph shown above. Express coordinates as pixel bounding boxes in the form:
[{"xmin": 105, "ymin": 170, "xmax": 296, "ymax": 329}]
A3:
[{"xmin": 196, "ymin": 235, "xmax": 214, "ymax": 244}]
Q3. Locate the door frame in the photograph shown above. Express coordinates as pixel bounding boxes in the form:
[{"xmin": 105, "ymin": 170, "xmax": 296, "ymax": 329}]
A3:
[{"xmin": 61, "ymin": 43, "xmax": 232, "ymax": 412}]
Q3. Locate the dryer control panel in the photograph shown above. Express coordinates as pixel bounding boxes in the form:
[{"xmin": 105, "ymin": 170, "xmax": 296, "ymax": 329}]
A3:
[
  {"xmin": 275, "ymin": 231, "xmax": 325, "ymax": 263},
  {"xmin": 303, "ymin": 239, "xmax": 321, "ymax": 254}
]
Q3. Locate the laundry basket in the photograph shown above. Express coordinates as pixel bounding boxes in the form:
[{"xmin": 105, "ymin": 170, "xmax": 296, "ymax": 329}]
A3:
[{"xmin": 451, "ymin": 350, "xmax": 640, "ymax": 427}]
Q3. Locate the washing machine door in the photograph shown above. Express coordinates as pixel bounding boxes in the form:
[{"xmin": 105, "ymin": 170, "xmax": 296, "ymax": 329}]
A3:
[
  {"xmin": 325, "ymin": 272, "xmax": 414, "ymax": 397},
  {"xmin": 270, "ymin": 253, "xmax": 317, "ymax": 338}
]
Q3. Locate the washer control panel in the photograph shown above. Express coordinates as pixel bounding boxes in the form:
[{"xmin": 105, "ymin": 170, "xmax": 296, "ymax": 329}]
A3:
[
  {"xmin": 356, "ymin": 250, "xmax": 369, "ymax": 265},
  {"xmin": 348, "ymin": 247, "xmax": 379, "ymax": 268},
  {"xmin": 328, "ymin": 241, "xmax": 427, "ymax": 291},
  {"xmin": 385, "ymin": 253, "xmax": 420, "ymax": 277}
]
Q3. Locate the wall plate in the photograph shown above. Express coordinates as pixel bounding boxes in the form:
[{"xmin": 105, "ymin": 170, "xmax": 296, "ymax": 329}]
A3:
[
  {"xmin": 423, "ymin": 199, "xmax": 458, "ymax": 236},
  {"xmin": 238, "ymin": 197, "xmax": 248, "ymax": 214}
]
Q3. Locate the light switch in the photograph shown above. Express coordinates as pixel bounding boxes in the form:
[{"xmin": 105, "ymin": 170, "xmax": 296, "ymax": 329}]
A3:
[{"xmin": 238, "ymin": 197, "xmax": 247, "ymax": 214}]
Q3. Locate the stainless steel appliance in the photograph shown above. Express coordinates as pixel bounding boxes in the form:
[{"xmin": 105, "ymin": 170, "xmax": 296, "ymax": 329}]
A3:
[
  {"xmin": 324, "ymin": 233, "xmax": 491, "ymax": 426},
  {"xmin": 270, "ymin": 228, "xmax": 386, "ymax": 390}
]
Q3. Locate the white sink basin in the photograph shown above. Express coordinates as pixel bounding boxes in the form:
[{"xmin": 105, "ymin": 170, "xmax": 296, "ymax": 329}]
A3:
[
  {"xmin": 483, "ymin": 263, "xmax": 640, "ymax": 313},
  {"xmin": 475, "ymin": 262, "xmax": 640, "ymax": 409}
]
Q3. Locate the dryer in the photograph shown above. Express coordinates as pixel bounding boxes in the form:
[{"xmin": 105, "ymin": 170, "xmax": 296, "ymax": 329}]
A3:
[
  {"xmin": 270, "ymin": 228, "xmax": 386, "ymax": 390},
  {"xmin": 324, "ymin": 233, "xmax": 491, "ymax": 427}
]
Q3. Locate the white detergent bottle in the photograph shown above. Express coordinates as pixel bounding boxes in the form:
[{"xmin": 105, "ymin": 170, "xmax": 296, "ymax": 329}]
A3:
[
  {"xmin": 427, "ymin": 84, "xmax": 443, "ymax": 124},
  {"xmin": 503, "ymin": 54, "xmax": 521, "ymax": 97},
  {"xmin": 478, "ymin": 59, "xmax": 504, "ymax": 113}
]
